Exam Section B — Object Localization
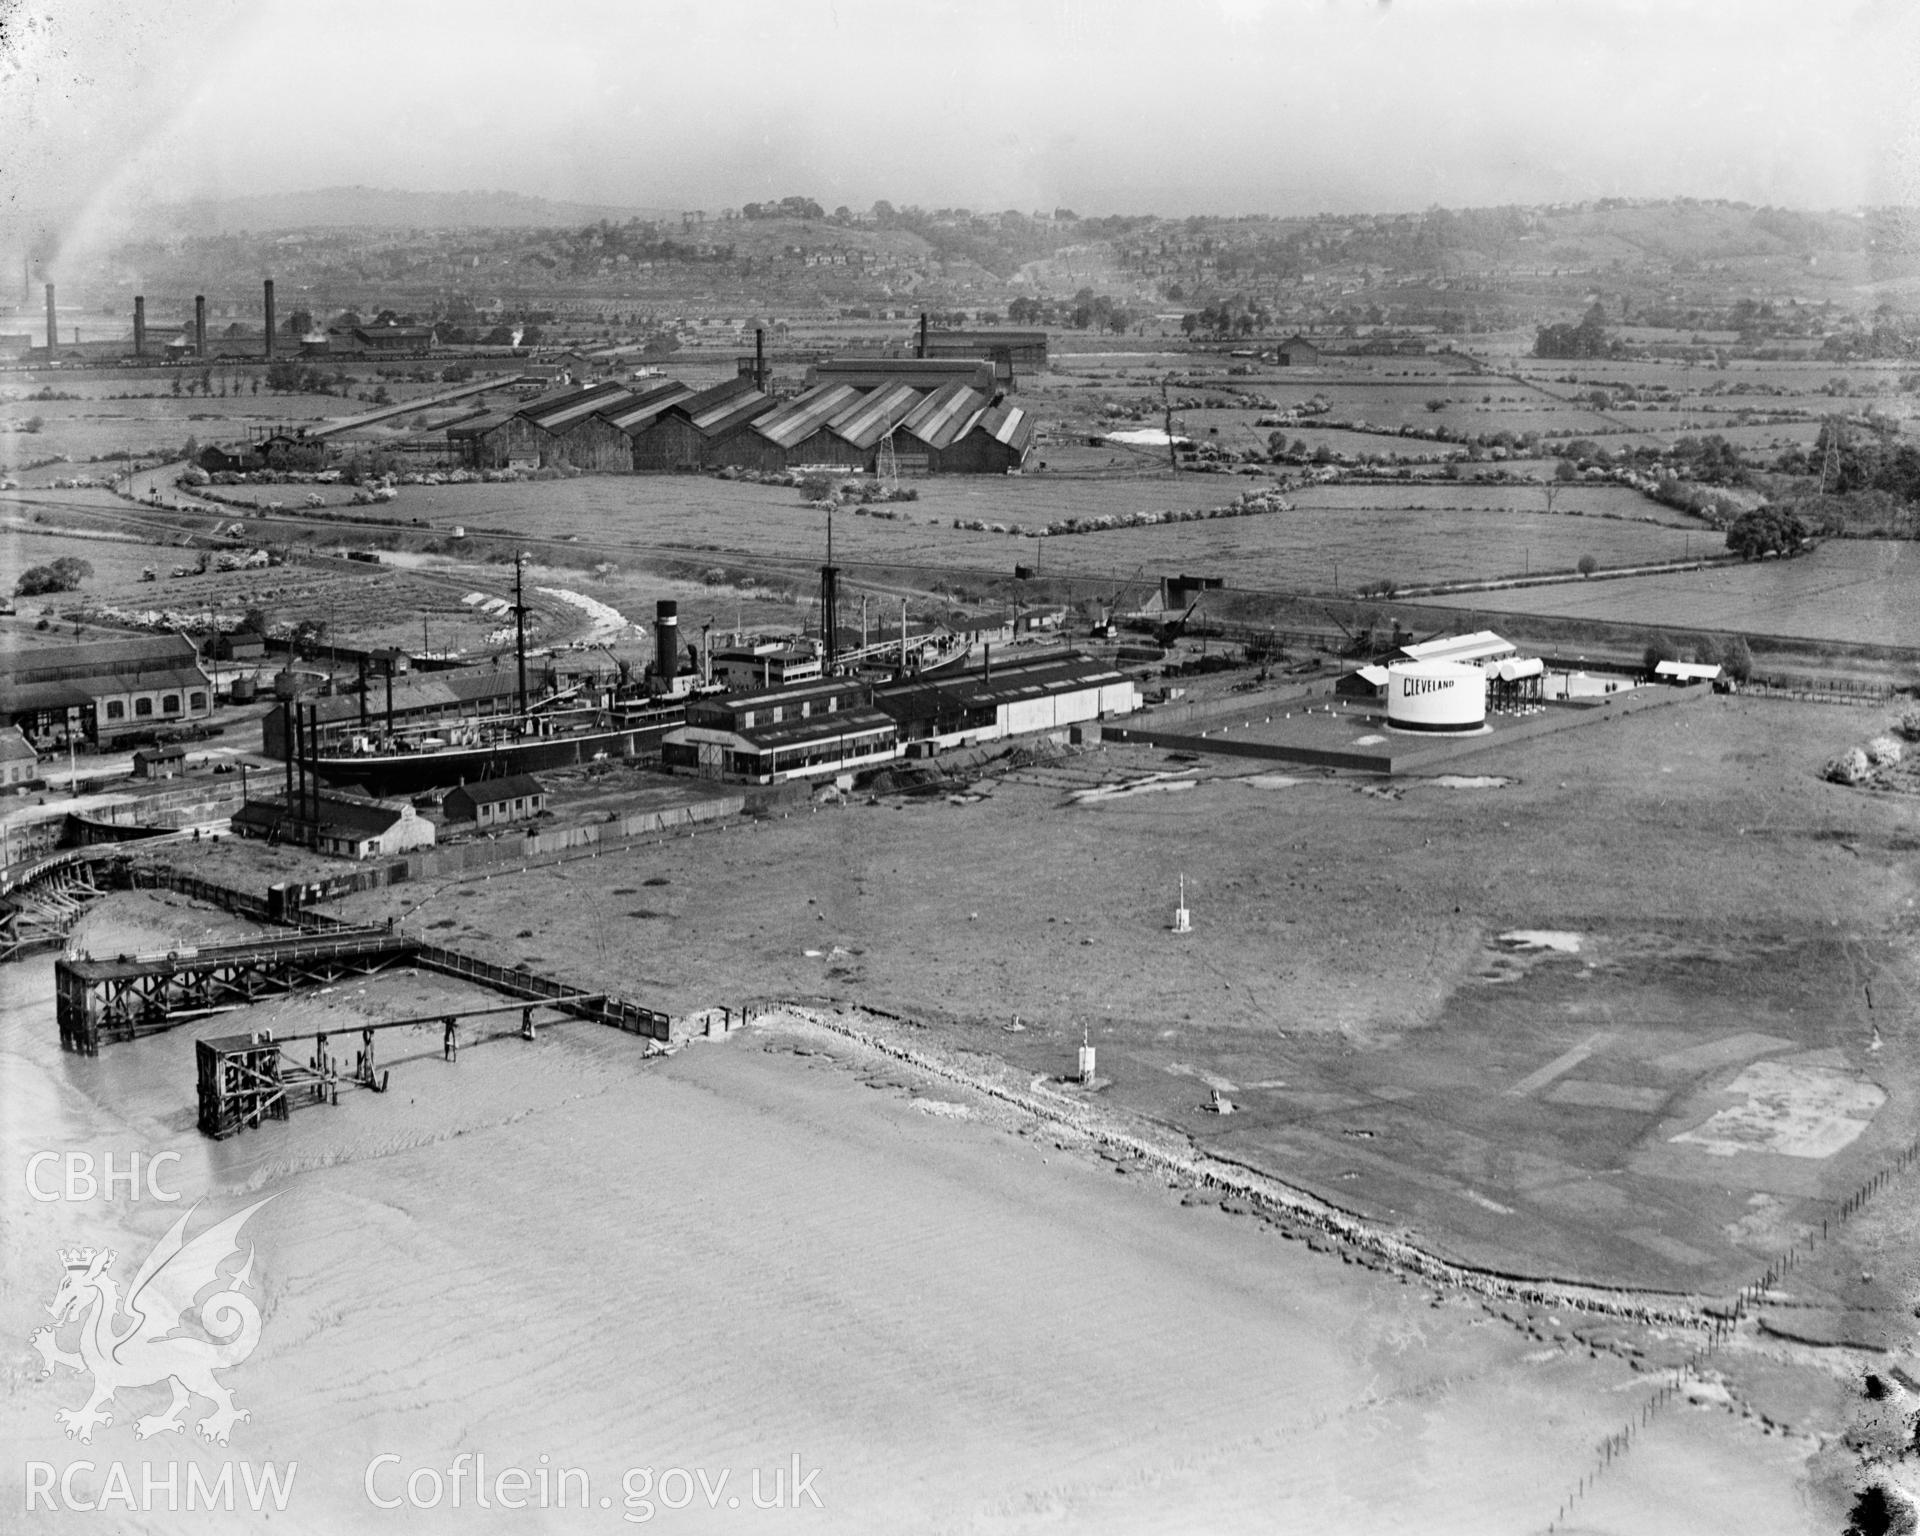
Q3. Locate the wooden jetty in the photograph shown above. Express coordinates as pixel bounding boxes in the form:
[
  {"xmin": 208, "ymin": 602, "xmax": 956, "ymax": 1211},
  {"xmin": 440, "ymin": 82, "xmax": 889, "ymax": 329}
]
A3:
[
  {"xmin": 196, "ymin": 995, "xmax": 600, "ymax": 1139},
  {"xmin": 56, "ymin": 929, "xmax": 415, "ymax": 1054}
]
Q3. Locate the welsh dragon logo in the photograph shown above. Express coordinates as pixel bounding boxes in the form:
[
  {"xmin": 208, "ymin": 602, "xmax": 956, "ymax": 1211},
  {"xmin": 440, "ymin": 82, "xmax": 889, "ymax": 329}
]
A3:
[{"xmin": 30, "ymin": 1198, "xmax": 271, "ymax": 1446}]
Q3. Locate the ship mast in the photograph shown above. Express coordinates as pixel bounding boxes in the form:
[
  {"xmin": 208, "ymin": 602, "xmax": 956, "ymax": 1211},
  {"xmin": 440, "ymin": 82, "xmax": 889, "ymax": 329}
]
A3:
[
  {"xmin": 513, "ymin": 551, "xmax": 529, "ymax": 723},
  {"xmin": 819, "ymin": 504, "xmax": 839, "ymax": 676}
]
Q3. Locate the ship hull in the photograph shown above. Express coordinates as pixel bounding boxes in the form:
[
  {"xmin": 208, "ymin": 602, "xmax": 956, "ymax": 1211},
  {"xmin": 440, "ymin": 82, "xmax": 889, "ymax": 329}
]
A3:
[{"xmin": 310, "ymin": 720, "xmax": 678, "ymax": 797}]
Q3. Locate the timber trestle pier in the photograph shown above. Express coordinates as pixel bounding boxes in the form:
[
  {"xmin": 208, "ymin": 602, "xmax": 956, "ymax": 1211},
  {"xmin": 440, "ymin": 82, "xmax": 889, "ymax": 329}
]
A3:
[{"xmin": 47, "ymin": 860, "xmax": 672, "ymax": 1138}]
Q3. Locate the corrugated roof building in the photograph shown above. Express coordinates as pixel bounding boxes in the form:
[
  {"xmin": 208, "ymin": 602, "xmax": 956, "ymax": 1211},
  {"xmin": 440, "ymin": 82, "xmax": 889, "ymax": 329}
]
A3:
[
  {"xmin": 933, "ymin": 401, "xmax": 1036, "ymax": 474},
  {"xmin": 712, "ymin": 383, "xmax": 864, "ymax": 473},
  {"xmin": 555, "ymin": 380, "xmax": 695, "ymax": 472},
  {"xmin": 630, "ymin": 376, "xmax": 776, "ymax": 471}
]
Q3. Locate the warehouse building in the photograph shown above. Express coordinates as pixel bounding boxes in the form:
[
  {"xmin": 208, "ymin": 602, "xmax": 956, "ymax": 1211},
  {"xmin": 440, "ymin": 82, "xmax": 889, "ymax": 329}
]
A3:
[{"xmin": 0, "ymin": 635, "xmax": 213, "ymax": 748}]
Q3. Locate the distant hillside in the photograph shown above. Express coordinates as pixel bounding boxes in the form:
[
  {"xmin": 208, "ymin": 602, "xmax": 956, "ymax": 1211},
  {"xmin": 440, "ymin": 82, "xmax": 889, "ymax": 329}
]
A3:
[{"xmin": 152, "ymin": 186, "xmax": 670, "ymax": 233}]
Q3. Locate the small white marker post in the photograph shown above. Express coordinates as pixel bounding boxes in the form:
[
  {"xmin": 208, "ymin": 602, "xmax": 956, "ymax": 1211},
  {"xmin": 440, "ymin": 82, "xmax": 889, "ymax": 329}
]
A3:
[{"xmin": 1173, "ymin": 873, "xmax": 1192, "ymax": 934}]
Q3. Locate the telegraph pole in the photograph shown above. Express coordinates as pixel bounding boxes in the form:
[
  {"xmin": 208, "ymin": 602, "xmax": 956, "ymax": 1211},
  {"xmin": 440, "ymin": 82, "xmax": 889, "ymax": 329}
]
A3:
[{"xmin": 1162, "ymin": 376, "xmax": 1178, "ymax": 471}]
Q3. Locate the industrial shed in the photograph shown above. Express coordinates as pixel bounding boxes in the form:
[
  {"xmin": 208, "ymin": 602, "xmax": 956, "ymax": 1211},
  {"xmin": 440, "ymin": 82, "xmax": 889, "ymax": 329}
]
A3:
[
  {"xmin": 460, "ymin": 379, "xmax": 635, "ymax": 469},
  {"xmin": 713, "ymin": 383, "xmax": 863, "ymax": 473},
  {"xmin": 828, "ymin": 383, "xmax": 925, "ymax": 466},
  {"xmin": 933, "ymin": 401, "xmax": 1035, "ymax": 474},
  {"xmin": 630, "ymin": 377, "xmax": 774, "ymax": 471},
  {"xmin": 874, "ymin": 652, "xmax": 1139, "ymax": 754},
  {"xmin": 554, "ymin": 380, "xmax": 695, "ymax": 472},
  {"xmin": 919, "ymin": 328, "xmax": 1048, "ymax": 389},
  {"xmin": 898, "ymin": 382, "xmax": 989, "ymax": 470}
]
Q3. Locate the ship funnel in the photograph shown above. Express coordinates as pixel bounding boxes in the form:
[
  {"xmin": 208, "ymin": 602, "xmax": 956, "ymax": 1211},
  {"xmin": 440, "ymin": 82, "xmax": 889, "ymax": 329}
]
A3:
[{"xmin": 654, "ymin": 600, "xmax": 679, "ymax": 685}]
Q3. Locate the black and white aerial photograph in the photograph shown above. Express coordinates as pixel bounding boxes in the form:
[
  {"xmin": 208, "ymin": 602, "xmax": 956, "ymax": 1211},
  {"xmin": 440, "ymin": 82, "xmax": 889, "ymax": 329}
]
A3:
[{"xmin": 5, "ymin": 2, "xmax": 1920, "ymax": 1531}]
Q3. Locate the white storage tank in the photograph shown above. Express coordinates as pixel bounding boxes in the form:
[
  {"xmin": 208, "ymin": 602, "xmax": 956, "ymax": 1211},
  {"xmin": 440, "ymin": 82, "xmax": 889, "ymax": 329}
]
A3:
[{"xmin": 1386, "ymin": 659, "xmax": 1486, "ymax": 733}]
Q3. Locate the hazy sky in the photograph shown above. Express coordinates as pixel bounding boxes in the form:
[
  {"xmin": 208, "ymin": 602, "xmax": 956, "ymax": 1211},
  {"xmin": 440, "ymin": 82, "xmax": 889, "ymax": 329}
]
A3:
[{"xmin": 2, "ymin": 0, "xmax": 1916, "ymax": 242}]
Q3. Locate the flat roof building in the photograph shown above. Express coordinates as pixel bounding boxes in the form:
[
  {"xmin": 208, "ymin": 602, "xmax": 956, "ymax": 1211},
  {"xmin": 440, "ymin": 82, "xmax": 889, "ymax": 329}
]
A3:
[{"xmin": 662, "ymin": 678, "xmax": 898, "ymax": 784}]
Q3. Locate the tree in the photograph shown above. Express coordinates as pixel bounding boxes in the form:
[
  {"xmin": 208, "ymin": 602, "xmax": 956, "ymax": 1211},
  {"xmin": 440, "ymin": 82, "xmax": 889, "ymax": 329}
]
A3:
[
  {"xmin": 15, "ymin": 556, "xmax": 92, "ymax": 596},
  {"xmin": 1554, "ymin": 457, "xmax": 1579, "ymax": 483},
  {"xmin": 1713, "ymin": 634, "xmax": 1754, "ymax": 682},
  {"xmin": 1577, "ymin": 554, "xmax": 1598, "ymax": 576},
  {"xmin": 1726, "ymin": 507, "xmax": 1812, "ymax": 560},
  {"xmin": 1643, "ymin": 632, "xmax": 1682, "ymax": 672}
]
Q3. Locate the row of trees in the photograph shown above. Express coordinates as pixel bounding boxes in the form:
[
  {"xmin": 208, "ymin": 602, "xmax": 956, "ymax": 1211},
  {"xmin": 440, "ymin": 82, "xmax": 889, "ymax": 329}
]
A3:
[
  {"xmin": 1181, "ymin": 296, "xmax": 1273, "ymax": 337},
  {"xmin": 1533, "ymin": 303, "xmax": 1622, "ymax": 359}
]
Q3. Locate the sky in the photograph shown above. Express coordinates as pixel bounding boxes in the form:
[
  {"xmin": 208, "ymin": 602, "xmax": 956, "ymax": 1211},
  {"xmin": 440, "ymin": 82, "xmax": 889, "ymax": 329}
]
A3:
[{"xmin": 1, "ymin": 0, "xmax": 1917, "ymax": 249}]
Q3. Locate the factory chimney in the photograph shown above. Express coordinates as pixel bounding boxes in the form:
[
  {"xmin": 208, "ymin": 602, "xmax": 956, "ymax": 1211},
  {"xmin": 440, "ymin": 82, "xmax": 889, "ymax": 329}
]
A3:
[
  {"xmin": 654, "ymin": 600, "xmax": 679, "ymax": 687},
  {"xmin": 44, "ymin": 284, "xmax": 56, "ymax": 352},
  {"xmin": 263, "ymin": 279, "xmax": 276, "ymax": 360},
  {"xmin": 194, "ymin": 295, "xmax": 207, "ymax": 357},
  {"xmin": 754, "ymin": 328, "xmax": 766, "ymax": 391},
  {"xmin": 133, "ymin": 296, "xmax": 146, "ymax": 358},
  {"xmin": 918, "ymin": 311, "xmax": 928, "ymax": 360}
]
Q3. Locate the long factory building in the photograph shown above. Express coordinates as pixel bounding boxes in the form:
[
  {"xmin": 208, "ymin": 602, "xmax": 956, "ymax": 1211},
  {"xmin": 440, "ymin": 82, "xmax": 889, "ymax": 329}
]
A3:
[
  {"xmin": 451, "ymin": 363, "xmax": 1034, "ymax": 476},
  {"xmin": 662, "ymin": 652, "xmax": 1140, "ymax": 785}
]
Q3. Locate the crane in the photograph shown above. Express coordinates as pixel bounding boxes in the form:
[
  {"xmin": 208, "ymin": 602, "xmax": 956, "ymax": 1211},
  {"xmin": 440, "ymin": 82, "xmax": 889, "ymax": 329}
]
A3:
[{"xmin": 1093, "ymin": 563, "xmax": 1149, "ymax": 639}]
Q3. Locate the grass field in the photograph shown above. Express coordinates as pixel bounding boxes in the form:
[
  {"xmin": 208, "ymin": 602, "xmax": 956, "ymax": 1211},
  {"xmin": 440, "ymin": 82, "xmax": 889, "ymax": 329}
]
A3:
[
  {"xmin": 1422, "ymin": 539, "xmax": 1920, "ymax": 650},
  {"xmin": 322, "ymin": 693, "xmax": 1920, "ymax": 1307}
]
